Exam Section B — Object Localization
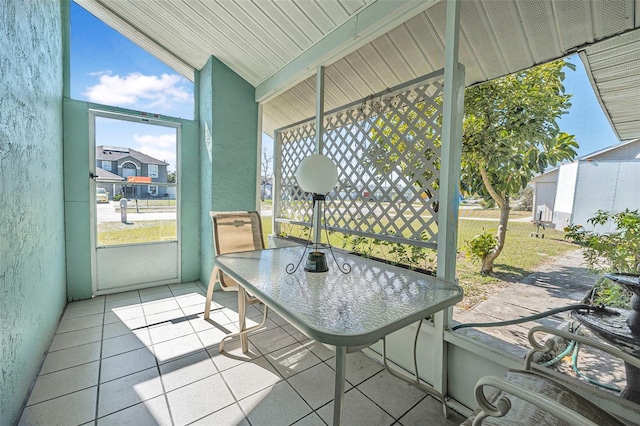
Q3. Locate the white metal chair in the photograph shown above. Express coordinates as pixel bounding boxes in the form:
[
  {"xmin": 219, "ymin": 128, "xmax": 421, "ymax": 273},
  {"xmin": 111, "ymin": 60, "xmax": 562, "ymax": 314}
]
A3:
[
  {"xmin": 463, "ymin": 326, "xmax": 639, "ymax": 425},
  {"xmin": 204, "ymin": 211, "xmax": 269, "ymax": 351}
]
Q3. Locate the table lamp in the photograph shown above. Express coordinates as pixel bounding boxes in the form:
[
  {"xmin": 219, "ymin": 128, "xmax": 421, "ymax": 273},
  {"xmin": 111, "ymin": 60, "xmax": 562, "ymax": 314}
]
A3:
[{"xmin": 288, "ymin": 154, "xmax": 349, "ymax": 274}]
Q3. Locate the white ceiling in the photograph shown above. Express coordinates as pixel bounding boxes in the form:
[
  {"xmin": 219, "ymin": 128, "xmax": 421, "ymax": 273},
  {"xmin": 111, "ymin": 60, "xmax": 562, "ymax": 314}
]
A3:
[
  {"xmin": 581, "ymin": 29, "xmax": 640, "ymax": 141},
  {"xmin": 77, "ymin": 0, "xmax": 640, "ymax": 138}
]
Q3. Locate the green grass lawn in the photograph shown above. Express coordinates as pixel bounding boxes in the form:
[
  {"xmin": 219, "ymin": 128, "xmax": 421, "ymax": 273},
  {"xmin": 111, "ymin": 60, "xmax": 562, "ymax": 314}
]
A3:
[
  {"xmin": 270, "ymin": 212, "xmax": 578, "ymax": 309},
  {"xmin": 97, "ymin": 210, "xmax": 578, "ymax": 309},
  {"xmin": 97, "ymin": 220, "xmax": 177, "ymax": 245}
]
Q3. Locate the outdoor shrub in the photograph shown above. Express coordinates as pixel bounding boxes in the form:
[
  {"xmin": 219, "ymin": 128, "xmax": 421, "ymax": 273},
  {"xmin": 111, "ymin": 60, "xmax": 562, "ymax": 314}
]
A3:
[
  {"xmin": 113, "ymin": 194, "xmax": 122, "ymax": 201},
  {"xmin": 466, "ymin": 228, "xmax": 497, "ymax": 262},
  {"xmin": 590, "ymin": 276, "xmax": 632, "ymax": 309},
  {"xmin": 565, "ymin": 209, "xmax": 640, "ymax": 273}
]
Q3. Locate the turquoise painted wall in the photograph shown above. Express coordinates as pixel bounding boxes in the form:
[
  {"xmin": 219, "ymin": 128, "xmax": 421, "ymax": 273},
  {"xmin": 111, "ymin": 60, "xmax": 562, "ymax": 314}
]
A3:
[
  {"xmin": 63, "ymin": 100, "xmax": 201, "ymax": 299},
  {"xmin": 0, "ymin": 1, "xmax": 67, "ymax": 424},
  {"xmin": 63, "ymin": 99, "xmax": 92, "ymax": 300},
  {"xmin": 198, "ymin": 56, "xmax": 259, "ymax": 285}
]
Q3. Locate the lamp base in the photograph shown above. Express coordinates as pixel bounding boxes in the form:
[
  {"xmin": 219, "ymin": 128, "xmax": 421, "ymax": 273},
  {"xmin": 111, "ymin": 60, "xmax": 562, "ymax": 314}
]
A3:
[{"xmin": 304, "ymin": 251, "xmax": 329, "ymax": 273}]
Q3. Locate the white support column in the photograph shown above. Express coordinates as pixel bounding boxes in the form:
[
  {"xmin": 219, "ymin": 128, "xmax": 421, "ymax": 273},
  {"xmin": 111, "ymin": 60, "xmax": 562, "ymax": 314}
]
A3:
[
  {"xmin": 273, "ymin": 131, "xmax": 283, "ymax": 238},
  {"xmin": 434, "ymin": 0, "xmax": 465, "ymax": 399},
  {"xmin": 313, "ymin": 66, "xmax": 326, "ymax": 245}
]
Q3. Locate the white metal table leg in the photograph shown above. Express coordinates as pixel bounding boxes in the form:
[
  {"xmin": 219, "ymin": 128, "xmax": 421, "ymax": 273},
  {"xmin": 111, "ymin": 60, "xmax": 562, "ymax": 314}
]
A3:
[{"xmin": 333, "ymin": 345, "xmax": 347, "ymax": 426}]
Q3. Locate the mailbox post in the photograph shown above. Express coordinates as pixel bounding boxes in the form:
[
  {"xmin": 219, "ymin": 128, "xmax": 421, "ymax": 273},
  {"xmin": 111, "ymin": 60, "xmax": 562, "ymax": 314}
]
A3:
[{"xmin": 120, "ymin": 198, "xmax": 128, "ymax": 223}]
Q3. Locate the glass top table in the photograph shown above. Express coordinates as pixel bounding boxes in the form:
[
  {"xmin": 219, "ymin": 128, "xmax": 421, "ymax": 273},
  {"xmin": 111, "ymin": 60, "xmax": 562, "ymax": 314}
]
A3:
[{"xmin": 214, "ymin": 246, "xmax": 463, "ymax": 425}]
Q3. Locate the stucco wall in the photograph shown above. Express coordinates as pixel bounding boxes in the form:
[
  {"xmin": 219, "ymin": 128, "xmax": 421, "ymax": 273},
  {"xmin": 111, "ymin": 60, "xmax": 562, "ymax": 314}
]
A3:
[
  {"xmin": 0, "ymin": 1, "xmax": 67, "ymax": 424},
  {"xmin": 199, "ymin": 56, "xmax": 259, "ymax": 284}
]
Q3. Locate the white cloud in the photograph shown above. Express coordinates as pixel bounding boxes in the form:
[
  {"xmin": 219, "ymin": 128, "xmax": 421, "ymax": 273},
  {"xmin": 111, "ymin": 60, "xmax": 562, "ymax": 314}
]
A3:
[
  {"xmin": 134, "ymin": 133, "xmax": 177, "ymax": 171},
  {"xmin": 88, "ymin": 69, "xmax": 113, "ymax": 76},
  {"xmin": 83, "ymin": 72, "xmax": 191, "ymax": 111}
]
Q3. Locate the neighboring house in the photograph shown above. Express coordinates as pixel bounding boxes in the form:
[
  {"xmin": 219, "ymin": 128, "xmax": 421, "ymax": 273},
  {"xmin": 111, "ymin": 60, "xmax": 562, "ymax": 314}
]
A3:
[
  {"xmin": 95, "ymin": 167, "xmax": 124, "ymax": 200},
  {"xmin": 531, "ymin": 138, "xmax": 640, "ymax": 232},
  {"xmin": 96, "ymin": 145, "xmax": 170, "ymax": 199}
]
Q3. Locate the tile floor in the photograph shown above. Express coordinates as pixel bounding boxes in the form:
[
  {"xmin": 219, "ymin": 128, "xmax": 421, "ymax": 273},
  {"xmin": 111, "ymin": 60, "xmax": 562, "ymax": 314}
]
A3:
[{"xmin": 18, "ymin": 282, "xmax": 464, "ymax": 426}]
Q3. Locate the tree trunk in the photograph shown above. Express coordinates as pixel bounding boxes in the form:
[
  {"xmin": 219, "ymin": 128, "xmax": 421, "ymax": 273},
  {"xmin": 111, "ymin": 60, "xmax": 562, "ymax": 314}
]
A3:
[{"xmin": 478, "ymin": 163, "xmax": 510, "ymax": 275}]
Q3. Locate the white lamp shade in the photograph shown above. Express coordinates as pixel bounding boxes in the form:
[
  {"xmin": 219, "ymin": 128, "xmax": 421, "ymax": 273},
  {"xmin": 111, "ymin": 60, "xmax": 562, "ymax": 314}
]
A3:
[{"xmin": 295, "ymin": 154, "xmax": 339, "ymax": 194}]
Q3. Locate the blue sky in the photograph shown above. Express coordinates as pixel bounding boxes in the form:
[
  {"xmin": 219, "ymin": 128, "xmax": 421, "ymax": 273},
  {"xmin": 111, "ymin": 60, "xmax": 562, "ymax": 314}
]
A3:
[{"xmin": 72, "ymin": 2, "xmax": 619, "ymax": 173}]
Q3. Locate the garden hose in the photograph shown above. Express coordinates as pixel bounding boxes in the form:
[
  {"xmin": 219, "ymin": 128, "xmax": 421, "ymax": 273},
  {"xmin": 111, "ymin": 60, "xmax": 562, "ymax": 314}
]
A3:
[
  {"xmin": 540, "ymin": 340, "xmax": 576, "ymax": 368},
  {"xmin": 450, "ymin": 304, "xmax": 617, "ymax": 331},
  {"xmin": 451, "ymin": 305, "xmax": 624, "ymax": 393},
  {"xmin": 571, "ymin": 342, "xmax": 622, "ymax": 393}
]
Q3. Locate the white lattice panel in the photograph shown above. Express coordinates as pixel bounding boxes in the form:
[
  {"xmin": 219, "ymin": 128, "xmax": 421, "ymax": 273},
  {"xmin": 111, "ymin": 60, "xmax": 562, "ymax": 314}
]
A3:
[{"xmin": 275, "ymin": 72, "xmax": 444, "ymax": 248}]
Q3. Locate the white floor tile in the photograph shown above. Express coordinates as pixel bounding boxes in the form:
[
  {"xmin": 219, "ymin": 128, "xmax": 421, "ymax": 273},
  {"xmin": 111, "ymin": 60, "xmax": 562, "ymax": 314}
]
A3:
[
  {"xmin": 189, "ymin": 403, "xmax": 250, "ymax": 426},
  {"xmin": 357, "ymin": 369, "xmax": 427, "ymax": 418},
  {"xmin": 97, "ymin": 395, "xmax": 172, "ymax": 426},
  {"xmin": 281, "ymin": 323, "xmax": 310, "ymax": 343},
  {"xmin": 182, "ymin": 305, "xmax": 206, "ymax": 318},
  {"xmin": 208, "ymin": 342, "xmax": 262, "ymax": 372},
  {"xmin": 48, "ymin": 326, "xmax": 103, "ymax": 352},
  {"xmin": 142, "ymin": 299, "xmax": 181, "ymax": 316},
  {"xmin": 249, "ymin": 327, "xmax": 298, "ymax": 355},
  {"xmin": 57, "ymin": 313, "xmax": 104, "ymax": 334},
  {"xmin": 326, "ymin": 351, "xmax": 384, "ymax": 386},
  {"xmin": 103, "ymin": 311, "xmax": 146, "ymax": 328},
  {"xmin": 102, "ymin": 321, "xmax": 135, "ymax": 340},
  {"xmin": 316, "ymin": 388, "xmax": 395, "ymax": 425},
  {"xmin": 105, "ymin": 290, "xmax": 141, "ymax": 302},
  {"xmin": 169, "ymin": 282, "xmax": 204, "ymax": 295},
  {"xmin": 19, "ymin": 387, "xmax": 97, "ymax": 426},
  {"xmin": 139, "ymin": 291, "xmax": 173, "ymax": 303},
  {"xmin": 292, "ymin": 413, "xmax": 326, "ymax": 426},
  {"xmin": 396, "ymin": 395, "xmax": 464, "ymax": 426},
  {"xmin": 287, "ymin": 362, "xmax": 350, "ymax": 410},
  {"xmin": 100, "ymin": 347, "xmax": 157, "ymax": 383},
  {"xmin": 240, "ymin": 381, "xmax": 312, "ymax": 426},
  {"xmin": 145, "ymin": 308, "xmax": 185, "ymax": 325},
  {"xmin": 63, "ymin": 303, "xmax": 105, "ymax": 319},
  {"xmin": 27, "ymin": 362, "xmax": 99, "ymax": 405},
  {"xmin": 139, "ymin": 285, "xmax": 171, "ymax": 296},
  {"xmin": 109, "ymin": 305, "xmax": 145, "ymax": 322},
  {"xmin": 102, "ymin": 333, "xmax": 146, "ymax": 358},
  {"xmin": 105, "ymin": 296, "xmax": 142, "ymax": 310},
  {"xmin": 159, "ymin": 350, "xmax": 217, "ymax": 392},
  {"xmin": 148, "ymin": 319, "xmax": 195, "ymax": 345},
  {"xmin": 152, "ymin": 333, "xmax": 204, "ymax": 364},
  {"xmin": 264, "ymin": 342, "xmax": 322, "ymax": 378},
  {"xmin": 175, "ymin": 292, "xmax": 206, "ymax": 308},
  {"xmin": 39, "ymin": 342, "xmax": 101, "ymax": 375},
  {"xmin": 166, "ymin": 374, "xmax": 235, "ymax": 425},
  {"xmin": 189, "ymin": 311, "xmax": 232, "ymax": 332},
  {"xmin": 98, "ymin": 368, "xmax": 163, "ymax": 417},
  {"xmin": 221, "ymin": 356, "xmax": 282, "ymax": 401},
  {"xmin": 197, "ymin": 323, "xmax": 239, "ymax": 348}
]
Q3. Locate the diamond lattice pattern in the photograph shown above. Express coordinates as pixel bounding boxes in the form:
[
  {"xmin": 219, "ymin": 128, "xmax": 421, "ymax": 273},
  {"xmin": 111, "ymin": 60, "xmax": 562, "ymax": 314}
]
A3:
[{"xmin": 276, "ymin": 76, "xmax": 443, "ymax": 248}]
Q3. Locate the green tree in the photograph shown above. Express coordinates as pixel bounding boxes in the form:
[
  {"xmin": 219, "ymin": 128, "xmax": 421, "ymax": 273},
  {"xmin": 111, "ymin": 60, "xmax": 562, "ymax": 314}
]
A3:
[{"xmin": 461, "ymin": 60, "xmax": 578, "ymax": 274}]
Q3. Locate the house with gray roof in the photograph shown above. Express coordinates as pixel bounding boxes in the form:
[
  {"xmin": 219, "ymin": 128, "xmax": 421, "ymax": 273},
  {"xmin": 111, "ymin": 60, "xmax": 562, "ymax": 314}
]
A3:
[{"xmin": 96, "ymin": 145, "xmax": 169, "ymax": 199}]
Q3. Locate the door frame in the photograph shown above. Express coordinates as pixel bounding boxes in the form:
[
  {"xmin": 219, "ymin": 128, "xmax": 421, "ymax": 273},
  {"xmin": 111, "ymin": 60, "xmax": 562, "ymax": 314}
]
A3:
[{"xmin": 89, "ymin": 108, "xmax": 182, "ymax": 295}]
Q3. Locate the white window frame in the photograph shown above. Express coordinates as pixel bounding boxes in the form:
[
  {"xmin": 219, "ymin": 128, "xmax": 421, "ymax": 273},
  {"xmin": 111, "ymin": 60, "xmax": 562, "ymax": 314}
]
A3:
[
  {"xmin": 148, "ymin": 164, "xmax": 158, "ymax": 178},
  {"xmin": 102, "ymin": 160, "xmax": 111, "ymax": 172}
]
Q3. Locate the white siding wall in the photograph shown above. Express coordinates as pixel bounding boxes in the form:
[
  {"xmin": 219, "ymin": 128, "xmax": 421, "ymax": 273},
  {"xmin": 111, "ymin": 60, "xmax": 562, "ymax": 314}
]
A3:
[{"xmin": 572, "ymin": 160, "xmax": 640, "ymax": 232}]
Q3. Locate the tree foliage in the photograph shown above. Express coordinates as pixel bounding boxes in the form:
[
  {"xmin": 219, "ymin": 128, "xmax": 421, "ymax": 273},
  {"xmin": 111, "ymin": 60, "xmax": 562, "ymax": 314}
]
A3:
[
  {"xmin": 461, "ymin": 59, "xmax": 578, "ymax": 274},
  {"xmin": 565, "ymin": 209, "xmax": 640, "ymax": 274}
]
